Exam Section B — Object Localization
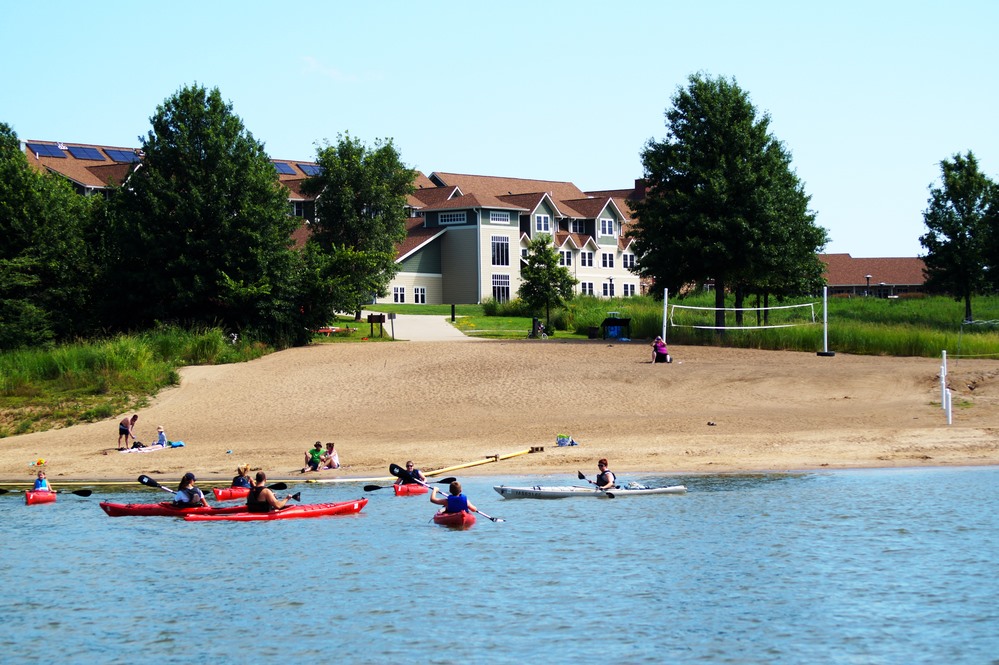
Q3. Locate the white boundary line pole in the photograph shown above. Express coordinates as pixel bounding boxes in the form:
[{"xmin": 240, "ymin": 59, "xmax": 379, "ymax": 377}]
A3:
[
  {"xmin": 941, "ymin": 350, "xmax": 947, "ymax": 410},
  {"xmin": 817, "ymin": 286, "xmax": 835, "ymax": 356},
  {"xmin": 662, "ymin": 288, "xmax": 669, "ymax": 341},
  {"xmin": 946, "ymin": 388, "xmax": 953, "ymax": 425}
]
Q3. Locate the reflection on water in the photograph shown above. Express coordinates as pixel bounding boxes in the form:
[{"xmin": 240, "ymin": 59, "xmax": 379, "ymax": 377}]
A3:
[{"xmin": 1, "ymin": 467, "xmax": 996, "ymax": 663}]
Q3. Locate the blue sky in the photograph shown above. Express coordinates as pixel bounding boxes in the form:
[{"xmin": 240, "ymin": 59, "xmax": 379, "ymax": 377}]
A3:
[{"xmin": 3, "ymin": 1, "xmax": 996, "ymax": 258}]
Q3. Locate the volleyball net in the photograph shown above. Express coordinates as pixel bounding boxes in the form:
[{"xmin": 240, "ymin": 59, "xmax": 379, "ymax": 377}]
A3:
[{"xmin": 667, "ymin": 302, "xmax": 818, "ymax": 331}]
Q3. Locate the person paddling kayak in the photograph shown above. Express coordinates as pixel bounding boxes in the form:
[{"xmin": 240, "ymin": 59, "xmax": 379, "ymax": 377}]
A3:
[
  {"xmin": 394, "ymin": 460, "xmax": 426, "ymax": 486},
  {"xmin": 588, "ymin": 459, "xmax": 618, "ymax": 490},
  {"xmin": 231, "ymin": 464, "xmax": 252, "ymax": 489},
  {"xmin": 173, "ymin": 472, "xmax": 209, "ymax": 508},
  {"xmin": 246, "ymin": 471, "xmax": 295, "ymax": 513},
  {"xmin": 430, "ymin": 481, "xmax": 478, "ymax": 514},
  {"xmin": 33, "ymin": 470, "xmax": 54, "ymax": 493}
]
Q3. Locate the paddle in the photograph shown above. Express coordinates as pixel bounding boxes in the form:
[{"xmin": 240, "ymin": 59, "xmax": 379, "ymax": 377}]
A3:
[
  {"xmin": 0, "ymin": 488, "xmax": 92, "ymax": 497},
  {"xmin": 138, "ymin": 475, "xmax": 299, "ymax": 502},
  {"xmin": 577, "ymin": 470, "xmax": 616, "ymax": 498},
  {"xmin": 364, "ymin": 476, "xmax": 457, "ymax": 492}
]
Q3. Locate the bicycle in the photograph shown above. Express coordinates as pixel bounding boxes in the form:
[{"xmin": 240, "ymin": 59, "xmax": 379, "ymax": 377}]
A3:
[{"xmin": 528, "ymin": 323, "xmax": 548, "ymax": 340}]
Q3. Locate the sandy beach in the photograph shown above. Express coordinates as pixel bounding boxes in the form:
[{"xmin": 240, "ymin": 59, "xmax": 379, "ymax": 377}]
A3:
[{"xmin": 1, "ymin": 336, "xmax": 997, "ymax": 486}]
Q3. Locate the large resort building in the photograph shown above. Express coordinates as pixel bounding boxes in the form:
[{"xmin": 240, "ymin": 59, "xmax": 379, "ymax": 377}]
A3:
[{"xmin": 22, "ymin": 139, "xmax": 926, "ymax": 303}]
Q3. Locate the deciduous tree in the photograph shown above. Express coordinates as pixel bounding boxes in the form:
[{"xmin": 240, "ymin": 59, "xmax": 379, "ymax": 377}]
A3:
[
  {"xmin": 518, "ymin": 233, "xmax": 577, "ymax": 328},
  {"xmin": 919, "ymin": 151, "xmax": 998, "ymax": 322}
]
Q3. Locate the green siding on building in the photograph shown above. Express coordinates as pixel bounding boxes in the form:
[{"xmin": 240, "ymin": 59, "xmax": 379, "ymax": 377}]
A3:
[
  {"xmin": 399, "ymin": 237, "xmax": 442, "ymax": 273},
  {"xmin": 441, "ymin": 226, "xmax": 480, "ymax": 304}
]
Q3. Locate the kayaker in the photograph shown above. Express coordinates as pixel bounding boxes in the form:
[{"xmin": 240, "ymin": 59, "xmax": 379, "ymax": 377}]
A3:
[
  {"xmin": 394, "ymin": 460, "xmax": 426, "ymax": 485},
  {"xmin": 172, "ymin": 472, "xmax": 209, "ymax": 507},
  {"xmin": 246, "ymin": 471, "xmax": 295, "ymax": 513},
  {"xmin": 33, "ymin": 470, "xmax": 54, "ymax": 493},
  {"xmin": 430, "ymin": 481, "xmax": 478, "ymax": 514},
  {"xmin": 231, "ymin": 464, "xmax": 252, "ymax": 489},
  {"xmin": 590, "ymin": 459, "xmax": 618, "ymax": 490},
  {"xmin": 302, "ymin": 441, "xmax": 323, "ymax": 473}
]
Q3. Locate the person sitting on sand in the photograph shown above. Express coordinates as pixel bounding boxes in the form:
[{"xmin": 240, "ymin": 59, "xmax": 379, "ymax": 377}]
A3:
[
  {"xmin": 172, "ymin": 472, "xmax": 209, "ymax": 507},
  {"xmin": 231, "ymin": 464, "xmax": 252, "ymax": 489},
  {"xmin": 652, "ymin": 336, "xmax": 671, "ymax": 364},
  {"xmin": 154, "ymin": 425, "xmax": 168, "ymax": 447},
  {"xmin": 302, "ymin": 441, "xmax": 323, "ymax": 473},
  {"xmin": 246, "ymin": 471, "xmax": 295, "ymax": 513},
  {"xmin": 394, "ymin": 460, "xmax": 426, "ymax": 485},
  {"xmin": 430, "ymin": 481, "xmax": 477, "ymax": 514},
  {"xmin": 321, "ymin": 442, "xmax": 340, "ymax": 470}
]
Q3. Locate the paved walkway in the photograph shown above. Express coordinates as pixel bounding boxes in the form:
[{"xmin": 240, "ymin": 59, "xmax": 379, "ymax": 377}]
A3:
[{"xmin": 360, "ymin": 312, "xmax": 481, "ymax": 342}]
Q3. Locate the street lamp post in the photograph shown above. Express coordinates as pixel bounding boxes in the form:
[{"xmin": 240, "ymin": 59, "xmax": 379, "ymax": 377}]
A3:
[
  {"xmin": 865, "ymin": 274, "xmax": 872, "ymax": 296},
  {"xmin": 607, "ymin": 276, "xmax": 614, "ymax": 298}
]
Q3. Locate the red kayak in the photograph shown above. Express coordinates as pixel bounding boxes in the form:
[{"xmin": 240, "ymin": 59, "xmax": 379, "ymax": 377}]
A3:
[
  {"xmin": 432, "ymin": 510, "xmax": 476, "ymax": 529},
  {"xmin": 212, "ymin": 486, "xmax": 250, "ymax": 501},
  {"xmin": 100, "ymin": 501, "xmax": 249, "ymax": 517},
  {"xmin": 393, "ymin": 483, "xmax": 428, "ymax": 496},
  {"xmin": 26, "ymin": 490, "xmax": 57, "ymax": 505},
  {"xmin": 183, "ymin": 498, "xmax": 367, "ymax": 522}
]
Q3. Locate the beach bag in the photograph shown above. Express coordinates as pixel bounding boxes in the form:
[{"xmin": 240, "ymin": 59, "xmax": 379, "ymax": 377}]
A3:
[
  {"xmin": 169, "ymin": 441, "xmax": 185, "ymax": 448},
  {"xmin": 131, "ymin": 441, "xmax": 145, "ymax": 449}
]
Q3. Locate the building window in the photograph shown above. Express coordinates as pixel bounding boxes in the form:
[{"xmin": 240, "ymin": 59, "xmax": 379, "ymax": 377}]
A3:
[
  {"xmin": 290, "ymin": 201, "xmax": 305, "ymax": 217},
  {"xmin": 580, "ymin": 252, "xmax": 593, "ymax": 267},
  {"xmin": 603, "ymin": 282, "xmax": 615, "ymax": 297},
  {"xmin": 393, "ymin": 286, "xmax": 406, "ymax": 303},
  {"xmin": 414, "ymin": 287, "xmax": 426, "ymax": 304},
  {"xmin": 535, "ymin": 214, "xmax": 550, "ymax": 232},
  {"xmin": 600, "ymin": 218, "xmax": 615, "ymax": 236},
  {"xmin": 580, "ymin": 282, "xmax": 594, "ymax": 296},
  {"xmin": 559, "ymin": 250, "xmax": 572, "ymax": 266},
  {"xmin": 492, "ymin": 274, "xmax": 510, "ymax": 303},
  {"xmin": 492, "ymin": 236, "xmax": 510, "ymax": 266},
  {"xmin": 570, "ymin": 219, "xmax": 584, "ymax": 234},
  {"xmin": 439, "ymin": 211, "xmax": 466, "ymax": 225},
  {"xmin": 490, "ymin": 211, "xmax": 510, "ymax": 224},
  {"xmin": 521, "ymin": 248, "xmax": 528, "ymax": 258},
  {"xmin": 623, "ymin": 253, "xmax": 636, "ymax": 269},
  {"xmin": 622, "ymin": 284, "xmax": 635, "ymax": 297},
  {"xmin": 602, "ymin": 253, "xmax": 615, "ymax": 268}
]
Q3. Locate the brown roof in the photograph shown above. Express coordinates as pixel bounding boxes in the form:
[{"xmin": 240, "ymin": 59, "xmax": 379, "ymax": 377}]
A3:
[
  {"xmin": 395, "ymin": 216, "xmax": 444, "ymax": 259},
  {"xmin": 818, "ymin": 253, "xmax": 927, "ymax": 286},
  {"xmin": 420, "ymin": 192, "xmax": 529, "ymax": 213},
  {"xmin": 24, "ymin": 140, "xmax": 139, "ymax": 188},
  {"xmin": 409, "ymin": 185, "xmax": 459, "ymax": 209},
  {"xmin": 430, "ymin": 172, "xmax": 586, "ymax": 201}
]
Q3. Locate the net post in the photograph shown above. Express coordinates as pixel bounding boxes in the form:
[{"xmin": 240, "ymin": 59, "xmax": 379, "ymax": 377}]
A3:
[
  {"xmin": 662, "ymin": 288, "xmax": 669, "ymax": 341},
  {"xmin": 816, "ymin": 286, "xmax": 835, "ymax": 357},
  {"xmin": 941, "ymin": 350, "xmax": 947, "ymax": 410}
]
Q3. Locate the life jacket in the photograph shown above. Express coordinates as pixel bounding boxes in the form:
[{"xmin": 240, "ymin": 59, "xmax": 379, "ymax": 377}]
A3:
[
  {"xmin": 596, "ymin": 471, "xmax": 617, "ymax": 488},
  {"xmin": 246, "ymin": 485, "xmax": 273, "ymax": 513},
  {"xmin": 231, "ymin": 475, "xmax": 252, "ymax": 489},
  {"xmin": 445, "ymin": 493, "xmax": 469, "ymax": 513},
  {"xmin": 173, "ymin": 487, "xmax": 201, "ymax": 506}
]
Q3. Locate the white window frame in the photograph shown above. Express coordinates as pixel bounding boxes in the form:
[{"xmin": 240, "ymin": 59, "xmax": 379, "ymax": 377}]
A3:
[
  {"xmin": 559, "ymin": 250, "xmax": 572, "ymax": 266},
  {"xmin": 393, "ymin": 286, "xmax": 406, "ymax": 303},
  {"xmin": 602, "ymin": 282, "xmax": 615, "ymax": 297},
  {"xmin": 491, "ymin": 235, "xmax": 510, "ymax": 266},
  {"xmin": 602, "ymin": 253, "xmax": 615, "ymax": 268},
  {"xmin": 492, "ymin": 274, "xmax": 511, "ymax": 303},
  {"xmin": 489, "ymin": 211, "xmax": 510, "ymax": 224},
  {"xmin": 623, "ymin": 253, "xmax": 636, "ymax": 269},
  {"xmin": 569, "ymin": 219, "xmax": 584, "ymax": 234},
  {"xmin": 439, "ymin": 211, "xmax": 466, "ymax": 225},
  {"xmin": 600, "ymin": 218, "xmax": 615, "ymax": 236},
  {"xmin": 580, "ymin": 252, "xmax": 593, "ymax": 267},
  {"xmin": 414, "ymin": 286, "xmax": 426, "ymax": 304},
  {"xmin": 623, "ymin": 284, "xmax": 636, "ymax": 297},
  {"xmin": 580, "ymin": 282, "xmax": 594, "ymax": 296},
  {"xmin": 535, "ymin": 214, "xmax": 550, "ymax": 232}
]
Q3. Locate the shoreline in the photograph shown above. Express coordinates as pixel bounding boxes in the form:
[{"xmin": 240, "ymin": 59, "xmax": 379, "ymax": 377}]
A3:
[{"xmin": 2, "ymin": 341, "xmax": 996, "ymax": 485}]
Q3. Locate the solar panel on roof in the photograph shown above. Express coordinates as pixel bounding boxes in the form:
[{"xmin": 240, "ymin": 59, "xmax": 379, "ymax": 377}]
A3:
[
  {"xmin": 106, "ymin": 149, "xmax": 141, "ymax": 163},
  {"xmin": 272, "ymin": 162, "xmax": 296, "ymax": 175},
  {"xmin": 67, "ymin": 146, "xmax": 105, "ymax": 161},
  {"xmin": 297, "ymin": 163, "xmax": 322, "ymax": 176},
  {"xmin": 26, "ymin": 143, "xmax": 67, "ymax": 158}
]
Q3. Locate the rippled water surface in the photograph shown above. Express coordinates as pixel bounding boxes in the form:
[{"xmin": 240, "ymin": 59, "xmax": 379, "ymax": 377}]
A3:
[{"xmin": 2, "ymin": 467, "xmax": 997, "ymax": 663}]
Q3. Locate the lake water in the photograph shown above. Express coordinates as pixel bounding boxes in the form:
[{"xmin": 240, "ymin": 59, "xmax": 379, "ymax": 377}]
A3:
[{"xmin": 1, "ymin": 467, "xmax": 997, "ymax": 664}]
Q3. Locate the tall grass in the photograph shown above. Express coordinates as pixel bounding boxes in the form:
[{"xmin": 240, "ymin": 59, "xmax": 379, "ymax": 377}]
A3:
[{"xmin": 0, "ymin": 327, "xmax": 269, "ymax": 437}]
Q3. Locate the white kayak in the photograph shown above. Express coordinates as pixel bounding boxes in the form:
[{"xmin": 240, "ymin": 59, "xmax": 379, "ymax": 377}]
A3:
[{"xmin": 493, "ymin": 484, "xmax": 687, "ymax": 499}]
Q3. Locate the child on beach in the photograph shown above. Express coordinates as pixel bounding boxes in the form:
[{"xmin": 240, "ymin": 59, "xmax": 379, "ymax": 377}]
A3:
[{"xmin": 302, "ymin": 441, "xmax": 323, "ymax": 473}]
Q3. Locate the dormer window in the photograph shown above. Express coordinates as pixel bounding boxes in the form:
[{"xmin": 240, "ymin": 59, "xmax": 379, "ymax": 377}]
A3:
[{"xmin": 600, "ymin": 218, "xmax": 616, "ymax": 236}]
